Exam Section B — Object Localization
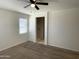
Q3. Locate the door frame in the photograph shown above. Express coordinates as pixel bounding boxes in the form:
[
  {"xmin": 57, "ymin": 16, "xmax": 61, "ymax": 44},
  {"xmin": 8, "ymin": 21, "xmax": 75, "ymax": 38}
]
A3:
[{"xmin": 35, "ymin": 13, "xmax": 48, "ymax": 45}]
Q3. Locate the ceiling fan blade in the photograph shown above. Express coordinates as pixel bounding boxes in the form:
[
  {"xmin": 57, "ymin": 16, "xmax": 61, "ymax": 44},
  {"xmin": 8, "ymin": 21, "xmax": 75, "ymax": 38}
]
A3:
[
  {"xmin": 30, "ymin": 0, "xmax": 34, "ymax": 3},
  {"xmin": 35, "ymin": 5, "xmax": 39, "ymax": 10},
  {"xmin": 36, "ymin": 2, "xmax": 48, "ymax": 5},
  {"xmin": 24, "ymin": 4, "xmax": 31, "ymax": 8}
]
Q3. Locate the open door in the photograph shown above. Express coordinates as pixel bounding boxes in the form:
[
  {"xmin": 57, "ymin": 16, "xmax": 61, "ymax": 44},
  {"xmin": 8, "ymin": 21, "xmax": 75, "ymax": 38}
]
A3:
[{"xmin": 36, "ymin": 17, "xmax": 45, "ymax": 44}]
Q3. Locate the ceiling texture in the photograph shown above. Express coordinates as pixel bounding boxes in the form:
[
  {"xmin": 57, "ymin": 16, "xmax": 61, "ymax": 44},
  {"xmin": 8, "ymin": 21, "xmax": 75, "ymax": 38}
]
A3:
[{"xmin": 0, "ymin": 0, "xmax": 79, "ymax": 14}]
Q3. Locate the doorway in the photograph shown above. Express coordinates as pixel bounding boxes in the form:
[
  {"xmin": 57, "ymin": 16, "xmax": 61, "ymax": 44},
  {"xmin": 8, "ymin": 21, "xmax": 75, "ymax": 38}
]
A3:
[{"xmin": 36, "ymin": 17, "xmax": 45, "ymax": 44}]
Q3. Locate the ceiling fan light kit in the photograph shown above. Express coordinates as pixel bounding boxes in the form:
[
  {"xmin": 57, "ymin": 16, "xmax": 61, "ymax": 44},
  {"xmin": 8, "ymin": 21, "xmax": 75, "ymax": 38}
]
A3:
[
  {"xmin": 31, "ymin": 4, "xmax": 35, "ymax": 7},
  {"xmin": 24, "ymin": 0, "xmax": 48, "ymax": 10}
]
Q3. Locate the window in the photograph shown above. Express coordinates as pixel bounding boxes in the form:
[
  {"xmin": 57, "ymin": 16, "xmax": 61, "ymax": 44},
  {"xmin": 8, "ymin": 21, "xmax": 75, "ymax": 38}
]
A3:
[{"xmin": 19, "ymin": 17, "xmax": 27, "ymax": 34}]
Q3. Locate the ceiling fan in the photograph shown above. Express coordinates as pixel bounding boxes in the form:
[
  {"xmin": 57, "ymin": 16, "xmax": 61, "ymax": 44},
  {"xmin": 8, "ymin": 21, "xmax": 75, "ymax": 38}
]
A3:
[{"xmin": 24, "ymin": 0, "xmax": 48, "ymax": 10}]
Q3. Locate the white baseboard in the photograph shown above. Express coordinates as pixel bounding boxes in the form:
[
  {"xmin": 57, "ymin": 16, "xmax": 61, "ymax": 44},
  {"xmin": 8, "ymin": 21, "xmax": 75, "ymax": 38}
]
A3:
[{"xmin": 0, "ymin": 40, "xmax": 28, "ymax": 52}]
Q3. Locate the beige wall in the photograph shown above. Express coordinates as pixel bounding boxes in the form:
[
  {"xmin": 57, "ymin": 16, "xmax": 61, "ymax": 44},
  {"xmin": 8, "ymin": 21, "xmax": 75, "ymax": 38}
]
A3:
[
  {"xmin": 0, "ymin": 9, "xmax": 29, "ymax": 51},
  {"xmin": 48, "ymin": 8, "xmax": 79, "ymax": 51}
]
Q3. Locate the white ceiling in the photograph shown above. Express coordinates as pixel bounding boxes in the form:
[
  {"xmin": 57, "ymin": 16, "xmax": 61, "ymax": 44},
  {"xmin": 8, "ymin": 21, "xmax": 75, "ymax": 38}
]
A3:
[{"xmin": 0, "ymin": 0, "xmax": 79, "ymax": 14}]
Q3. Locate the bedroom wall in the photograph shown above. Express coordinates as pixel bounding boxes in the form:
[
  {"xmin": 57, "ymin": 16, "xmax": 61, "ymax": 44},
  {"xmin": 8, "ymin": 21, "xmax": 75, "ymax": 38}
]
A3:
[
  {"xmin": 0, "ymin": 9, "xmax": 29, "ymax": 51},
  {"xmin": 29, "ymin": 8, "xmax": 79, "ymax": 52},
  {"xmin": 48, "ymin": 8, "xmax": 79, "ymax": 51}
]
